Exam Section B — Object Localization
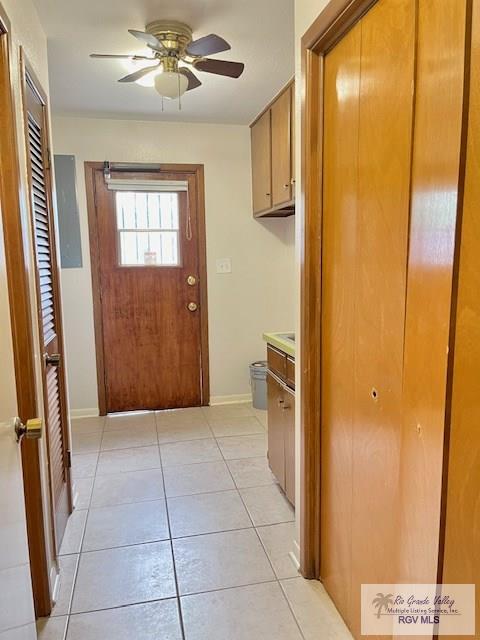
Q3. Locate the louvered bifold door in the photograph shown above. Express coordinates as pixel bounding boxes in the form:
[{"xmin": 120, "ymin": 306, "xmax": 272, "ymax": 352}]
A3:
[{"xmin": 24, "ymin": 70, "xmax": 72, "ymax": 551}]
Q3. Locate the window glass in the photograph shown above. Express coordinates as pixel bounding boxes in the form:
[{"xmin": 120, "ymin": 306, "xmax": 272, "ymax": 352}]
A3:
[{"xmin": 115, "ymin": 191, "xmax": 180, "ymax": 266}]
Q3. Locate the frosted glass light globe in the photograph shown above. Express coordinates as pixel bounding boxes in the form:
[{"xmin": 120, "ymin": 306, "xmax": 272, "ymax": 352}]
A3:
[{"xmin": 154, "ymin": 71, "xmax": 188, "ymax": 99}]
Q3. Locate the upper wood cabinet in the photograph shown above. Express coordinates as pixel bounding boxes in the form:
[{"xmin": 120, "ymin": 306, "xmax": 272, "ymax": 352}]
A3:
[
  {"xmin": 251, "ymin": 110, "xmax": 272, "ymax": 215},
  {"xmin": 271, "ymin": 87, "xmax": 292, "ymax": 207},
  {"xmin": 250, "ymin": 80, "xmax": 295, "ymax": 218}
]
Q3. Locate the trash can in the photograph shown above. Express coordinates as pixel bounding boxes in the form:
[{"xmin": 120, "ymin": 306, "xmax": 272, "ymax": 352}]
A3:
[{"xmin": 250, "ymin": 361, "xmax": 268, "ymax": 410}]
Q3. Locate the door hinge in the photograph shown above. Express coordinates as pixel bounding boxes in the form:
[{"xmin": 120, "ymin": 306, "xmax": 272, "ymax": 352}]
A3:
[
  {"xmin": 46, "ymin": 147, "xmax": 52, "ymax": 170},
  {"xmin": 66, "ymin": 449, "xmax": 72, "ymax": 468}
]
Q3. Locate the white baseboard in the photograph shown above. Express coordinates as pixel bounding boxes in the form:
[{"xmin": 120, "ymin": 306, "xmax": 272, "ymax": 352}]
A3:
[
  {"xmin": 51, "ymin": 565, "xmax": 60, "ymax": 606},
  {"xmin": 209, "ymin": 393, "xmax": 252, "ymax": 406},
  {"xmin": 70, "ymin": 408, "xmax": 99, "ymax": 419},
  {"xmin": 70, "ymin": 397, "xmax": 253, "ymax": 414},
  {"xmin": 289, "ymin": 538, "xmax": 301, "ymax": 572}
]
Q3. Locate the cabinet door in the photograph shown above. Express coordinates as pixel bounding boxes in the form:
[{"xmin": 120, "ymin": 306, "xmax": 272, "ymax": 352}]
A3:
[
  {"xmin": 284, "ymin": 387, "xmax": 296, "ymax": 505},
  {"xmin": 251, "ymin": 110, "xmax": 272, "ymax": 214},
  {"xmin": 291, "ymin": 84, "xmax": 295, "ymax": 187},
  {"xmin": 267, "ymin": 373, "xmax": 285, "ymax": 488},
  {"xmin": 271, "ymin": 86, "xmax": 292, "ymax": 207}
]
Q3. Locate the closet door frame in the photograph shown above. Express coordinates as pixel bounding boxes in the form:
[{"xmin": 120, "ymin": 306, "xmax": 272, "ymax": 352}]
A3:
[{"xmin": 299, "ymin": 0, "xmax": 380, "ymax": 580}]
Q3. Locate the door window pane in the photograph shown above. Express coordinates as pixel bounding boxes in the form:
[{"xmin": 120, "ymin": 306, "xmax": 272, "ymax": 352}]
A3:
[{"xmin": 115, "ymin": 191, "xmax": 180, "ymax": 266}]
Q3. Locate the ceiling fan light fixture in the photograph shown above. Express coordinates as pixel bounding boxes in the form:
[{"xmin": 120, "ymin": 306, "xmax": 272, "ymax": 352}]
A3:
[{"xmin": 154, "ymin": 70, "xmax": 188, "ymax": 99}]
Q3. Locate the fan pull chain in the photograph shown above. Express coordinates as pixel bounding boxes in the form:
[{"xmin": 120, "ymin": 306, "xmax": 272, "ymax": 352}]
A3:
[{"xmin": 178, "ymin": 73, "xmax": 182, "ymax": 111}]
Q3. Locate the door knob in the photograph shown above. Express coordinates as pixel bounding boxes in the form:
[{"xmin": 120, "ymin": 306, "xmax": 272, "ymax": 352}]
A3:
[
  {"xmin": 45, "ymin": 353, "xmax": 61, "ymax": 366},
  {"xmin": 14, "ymin": 417, "xmax": 42, "ymax": 443},
  {"xmin": 187, "ymin": 302, "xmax": 198, "ymax": 312},
  {"xmin": 187, "ymin": 275, "xmax": 197, "ymax": 286}
]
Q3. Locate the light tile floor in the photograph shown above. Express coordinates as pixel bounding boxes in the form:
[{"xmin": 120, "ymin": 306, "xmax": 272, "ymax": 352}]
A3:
[{"xmin": 37, "ymin": 404, "xmax": 351, "ymax": 640}]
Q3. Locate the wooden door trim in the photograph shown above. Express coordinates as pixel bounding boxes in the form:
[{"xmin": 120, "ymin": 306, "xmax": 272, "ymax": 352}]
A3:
[
  {"xmin": 0, "ymin": 9, "xmax": 52, "ymax": 616},
  {"xmin": 20, "ymin": 49, "xmax": 73, "ymax": 550},
  {"xmin": 85, "ymin": 161, "xmax": 210, "ymax": 415},
  {"xmin": 299, "ymin": 0, "xmax": 378, "ymax": 579}
]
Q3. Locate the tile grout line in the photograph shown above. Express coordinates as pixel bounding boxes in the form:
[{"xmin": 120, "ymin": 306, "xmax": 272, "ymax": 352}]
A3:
[
  {"xmin": 66, "ymin": 481, "xmax": 281, "ymax": 514},
  {"xmin": 64, "ymin": 419, "xmax": 106, "ymax": 640},
  {"xmin": 57, "ymin": 520, "xmax": 295, "ymax": 558},
  {"xmin": 67, "ymin": 410, "xmax": 303, "ymax": 639},
  {"xmin": 155, "ymin": 411, "xmax": 187, "ymax": 640},
  {"xmin": 210, "ymin": 413, "xmax": 307, "ymax": 640}
]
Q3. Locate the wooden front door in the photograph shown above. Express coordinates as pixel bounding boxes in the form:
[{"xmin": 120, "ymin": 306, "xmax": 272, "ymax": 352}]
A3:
[
  {"xmin": 87, "ymin": 165, "xmax": 209, "ymax": 413},
  {"xmin": 23, "ymin": 61, "xmax": 72, "ymax": 551}
]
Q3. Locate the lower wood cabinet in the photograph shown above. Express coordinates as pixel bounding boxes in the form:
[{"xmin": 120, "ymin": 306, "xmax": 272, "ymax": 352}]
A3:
[
  {"xmin": 283, "ymin": 386, "xmax": 295, "ymax": 505},
  {"xmin": 267, "ymin": 373, "xmax": 286, "ymax": 488},
  {"xmin": 267, "ymin": 345, "xmax": 295, "ymax": 506}
]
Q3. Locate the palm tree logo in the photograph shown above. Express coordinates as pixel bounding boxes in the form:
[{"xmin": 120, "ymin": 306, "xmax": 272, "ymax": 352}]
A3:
[{"xmin": 372, "ymin": 593, "xmax": 394, "ymax": 618}]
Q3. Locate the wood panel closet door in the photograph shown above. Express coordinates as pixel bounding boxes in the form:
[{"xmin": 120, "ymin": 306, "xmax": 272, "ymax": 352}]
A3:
[
  {"xmin": 442, "ymin": 1, "xmax": 480, "ymax": 634},
  {"xmin": 321, "ymin": 20, "xmax": 361, "ymax": 626},
  {"xmin": 350, "ymin": 0, "xmax": 415, "ymax": 634},
  {"xmin": 320, "ymin": 0, "xmax": 415, "ymax": 635}
]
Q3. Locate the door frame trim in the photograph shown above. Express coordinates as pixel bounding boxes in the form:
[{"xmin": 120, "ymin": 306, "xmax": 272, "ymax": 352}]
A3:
[
  {"xmin": 0, "ymin": 7, "xmax": 52, "ymax": 616},
  {"xmin": 299, "ymin": 0, "xmax": 378, "ymax": 578},
  {"xmin": 85, "ymin": 161, "xmax": 210, "ymax": 415}
]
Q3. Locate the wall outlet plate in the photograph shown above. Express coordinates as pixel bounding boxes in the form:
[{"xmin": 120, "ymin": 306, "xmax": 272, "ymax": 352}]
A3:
[{"xmin": 216, "ymin": 258, "xmax": 232, "ymax": 274}]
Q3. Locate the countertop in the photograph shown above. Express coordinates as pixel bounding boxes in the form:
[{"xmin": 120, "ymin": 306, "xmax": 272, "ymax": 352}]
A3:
[{"xmin": 263, "ymin": 332, "xmax": 296, "ymax": 358}]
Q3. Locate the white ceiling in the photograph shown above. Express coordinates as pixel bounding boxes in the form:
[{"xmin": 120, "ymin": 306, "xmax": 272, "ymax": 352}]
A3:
[{"xmin": 32, "ymin": 0, "xmax": 295, "ymax": 124}]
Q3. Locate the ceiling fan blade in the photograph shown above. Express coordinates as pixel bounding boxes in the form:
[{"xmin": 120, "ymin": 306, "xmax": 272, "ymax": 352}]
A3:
[
  {"xmin": 128, "ymin": 29, "xmax": 164, "ymax": 51},
  {"xmin": 195, "ymin": 58, "xmax": 244, "ymax": 78},
  {"xmin": 118, "ymin": 64, "xmax": 159, "ymax": 83},
  {"xmin": 178, "ymin": 67, "xmax": 202, "ymax": 91},
  {"xmin": 90, "ymin": 53, "xmax": 153, "ymax": 60},
  {"xmin": 186, "ymin": 34, "xmax": 231, "ymax": 57}
]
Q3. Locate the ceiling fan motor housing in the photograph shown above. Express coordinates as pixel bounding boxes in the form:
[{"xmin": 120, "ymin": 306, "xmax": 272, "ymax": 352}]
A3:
[{"xmin": 146, "ymin": 20, "xmax": 193, "ymax": 55}]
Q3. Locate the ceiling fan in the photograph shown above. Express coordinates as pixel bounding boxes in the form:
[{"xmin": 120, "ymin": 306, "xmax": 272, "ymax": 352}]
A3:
[{"xmin": 90, "ymin": 20, "xmax": 245, "ymax": 102}]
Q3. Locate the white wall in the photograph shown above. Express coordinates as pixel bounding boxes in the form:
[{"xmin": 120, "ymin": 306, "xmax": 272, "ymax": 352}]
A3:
[{"xmin": 52, "ymin": 116, "xmax": 296, "ymax": 413}]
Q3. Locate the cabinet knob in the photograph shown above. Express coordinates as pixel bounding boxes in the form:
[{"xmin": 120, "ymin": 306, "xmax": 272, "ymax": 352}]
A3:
[
  {"xmin": 266, "ymin": 192, "xmax": 271, "ymax": 196},
  {"xmin": 284, "ymin": 184, "xmax": 289, "ymax": 189}
]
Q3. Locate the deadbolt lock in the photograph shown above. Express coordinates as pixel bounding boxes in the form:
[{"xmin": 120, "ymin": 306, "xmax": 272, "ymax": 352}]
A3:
[
  {"xmin": 187, "ymin": 302, "xmax": 198, "ymax": 312},
  {"xmin": 187, "ymin": 275, "xmax": 197, "ymax": 286},
  {"xmin": 14, "ymin": 417, "xmax": 42, "ymax": 443}
]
